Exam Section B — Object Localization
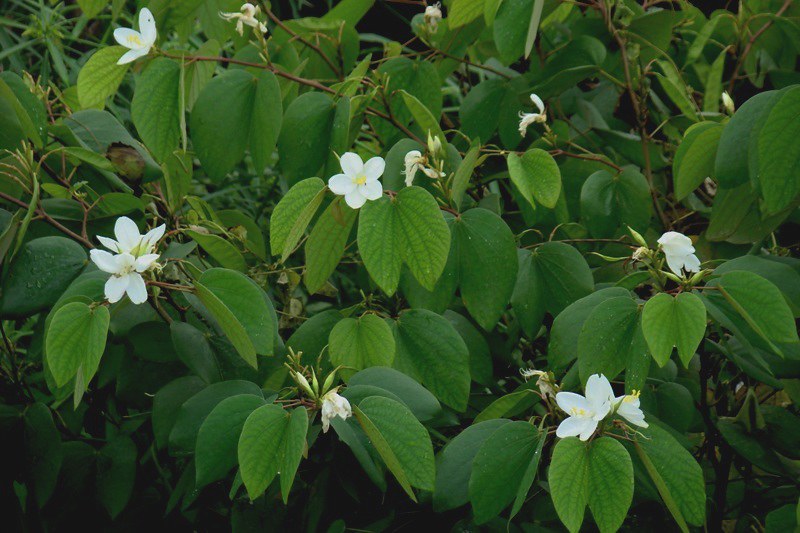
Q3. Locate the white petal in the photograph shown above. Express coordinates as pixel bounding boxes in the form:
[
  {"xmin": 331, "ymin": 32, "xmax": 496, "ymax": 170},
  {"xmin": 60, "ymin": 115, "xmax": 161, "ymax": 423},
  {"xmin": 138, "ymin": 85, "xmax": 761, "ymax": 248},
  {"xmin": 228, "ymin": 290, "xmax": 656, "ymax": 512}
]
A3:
[
  {"xmin": 556, "ymin": 417, "xmax": 593, "ymax": 439},
  {"xmin": 358, "ymin": 180, "xmax": 383, "ymax": 201},
  {"xmin": 105, "ymin": 274, "xmax": 130, "ymax": 303},
  {"xmin": 555, "ymin": 392, "xmax": 589, "ymax": 415},
  {"xmin": 658, "ymin": 231, "xmax": 694, "ymax": 255},
  {"xmin": 143, "ymin": 224, "xmax": 166, "ymax": 249},
  {"xmin": 113, "ymin": 28, "xmax": 146, "ymax": 50},
  {"xmin": 328, "ymin": 173, "xmax": 356, "ymax": 195},
  {"xmin": 117, "ymin": 47, "xmax": 149, "ymax": 65},
  {"xmin": 585, "ymin": 374, "xmax": 614, "ymax": 410},
  {"xmin": 339, "ymin": 152, "xmax": 363, "ymax": 177},
  {"xmin": 97, "ymin": 235, "xmax": 121, "ymax": 253},
  {"xmin": 344, "ymin": 191, "xmax": 367, "ymax": 209},
  {"xmin": 363, "ymin": 157, "xmax": 386, "ymax": 181},
  {"xmin": 578, "ymin": 419, "xmax": 599, "ymax": 441},
  {"xmin": 683, "ymin": 253, "xmax": 701, "ymax": 273},
  {"xmin": 139, "ymin": 8, "xmax": 157, "ymax": 45},
  {"xmin": 114, "ymin": 217, "xmax": 142, "ymax": 251},
  {"xmin": 126, "ymin": 273, "xmax": 148, "ymax": 304},
  {"xmin": 116, "ymin": 252, "xmax": 137, "ymax": 270},
  {"xmin": 135, "ymin": 254, "xmax": 160, "ymax": 272},
  {"xmin": 664, "ymin": 254, "xmax": 686, "ymax": 276},
  {"xmin": 530, "ymin": 93, "xmax": 545, "ymax": 114},
  {"xmin": 90, "ymin": 250, "xmax": 121, "ymax": 274}
]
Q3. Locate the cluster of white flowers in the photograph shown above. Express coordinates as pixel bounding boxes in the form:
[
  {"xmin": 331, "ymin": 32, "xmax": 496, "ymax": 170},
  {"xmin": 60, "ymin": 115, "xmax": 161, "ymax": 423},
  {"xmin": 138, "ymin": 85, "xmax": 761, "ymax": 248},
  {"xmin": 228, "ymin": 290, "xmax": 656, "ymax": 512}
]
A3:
[
  {"xmin": 518, "ymin": 93, "xmax": 547, "ymax": 137},
  {"xmin": 328, "ymin": 152, "xmax": 386, "ymax": 209},
  {"xmin": 658, "ymin": 231, "xmax": 701, "ymax": 276},
  {"xmin": 219, "ymin": 3, "xmax": 268, "ymax": 36},
  {"xmin": 555, "ymin": 374, "xmax": 647, "ymax": 441},
  {"xmin": 89, "ymin": 217, "xmax": 164, "ymax": 305}
]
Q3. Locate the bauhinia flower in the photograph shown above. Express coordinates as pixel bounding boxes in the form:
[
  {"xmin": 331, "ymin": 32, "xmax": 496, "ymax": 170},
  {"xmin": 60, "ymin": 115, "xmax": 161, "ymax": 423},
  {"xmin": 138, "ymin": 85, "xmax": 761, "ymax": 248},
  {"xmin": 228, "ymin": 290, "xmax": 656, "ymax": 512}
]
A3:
[
  {"xmin": 424, "ymin": 2, "xmax": 443, "ymax": 32},
  {"xmin": 521, "ymin": 367, "xmax": 557, "ymax": 399},
  {"xmin": 657, "ymin": 231, "xmax": 701, "ymax": 276},
  {"xmin": 90, "ymin": 217, "xmax": 165, "ymax": 305},
  {"xmin": 114, "ymin": 8, "xmax": 157, "ymax": 65},
  {"xmin": 320, "ymin": 389, "xmax": 352, "ymax": 433},
  {"xmin": 328, "ymin": 152, "xmax": 385, "ymax": 209},
  {"xmin": 612, "ymin": 390, "xmax": 648, "ymax": 428},
  {"xmin": 518, "ymin": 93, "xmax": 547, "ymax": 137},
  {"xmin": 402, "ymin": 150, "xmax": 444, "ymax": 187},
  {"xmin": 722, "ymin": 91, "xmax": 735, "ymax": 114},
  {"xmin": 555, "ymin": 373, "xmax": 614, "ymax": 441},
  {"xmin": 219, "ymin": 3, "xmax": 268, "ymax": 36}
]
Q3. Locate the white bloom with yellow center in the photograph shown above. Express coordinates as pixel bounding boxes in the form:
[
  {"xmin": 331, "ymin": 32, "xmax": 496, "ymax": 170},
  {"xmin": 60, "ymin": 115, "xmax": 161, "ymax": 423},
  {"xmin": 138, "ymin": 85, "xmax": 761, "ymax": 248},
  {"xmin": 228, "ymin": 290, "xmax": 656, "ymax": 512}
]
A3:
[
  {"xmin": 113, "ymin": 8, "xmax": 157, "ymax": 65},
  {"xmin": 320, "ymin": 390, "xmax": 351, "ymax": 433},
  {"xmin": 657, "ymin": 231, "xmax": 701, "ymax": 275},
  {"xmin": 328, "ymin": 152, "xmax": 385, "ymax": 209},
  {"xmin": 219, "ymin": 3, "xmax": 268, "ymax": 36},
  {"xmin": 555, "ymin": 373, "xmax": 613, "ymax": 441},
  {"xmin": 518, "ymin": 93, "xmax": 547, "ymax": 137},
  {"xmin": 90, "ymin": 217, "xmax": 165, "ymax": 305},
  {"xmin": 612, "ymin": 390, "xmax": 648, "ymax": 428}
]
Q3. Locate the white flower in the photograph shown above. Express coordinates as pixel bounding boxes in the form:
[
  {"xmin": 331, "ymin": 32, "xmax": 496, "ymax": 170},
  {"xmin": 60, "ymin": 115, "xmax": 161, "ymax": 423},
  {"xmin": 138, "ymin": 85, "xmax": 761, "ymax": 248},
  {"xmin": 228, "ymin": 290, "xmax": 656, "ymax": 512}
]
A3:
[
  {"xmin": 555, "ymin": 374, "xmax": 614, "ymax": 441},
  {"xmin": 90, "ymin": 217, "xmax": 165, "ymax": 305},
  {"xmin": 518, "ymin": 93, "xmax": 547, "ymax": 137},
  {"xmin": 328, "ymin": 152, "xmax": 385, "ymax": 209},
  {"xmin": 657, "ymin": 231, "xmax": 701, "ymax": 276},
  {"xmin": 424, "ymin": 2, "xmax": 443, "ymax": 31},
  {"xmin": 113, "ymin": 8, "xmax": 157, "ymax": 65},
  {"xmin": 722, "ymin": 91, "xmax": 735, "ymax": 114},
  {"xmin": 403, "ymin": 150, "xmax": 425, "ymax": 187},
  {"xmin": 219, "ymin": 3, "xmax": 268, "ymax": 36},
  {"xmin": 521, "ymin": 368, "xmax": 556, "ymax": 399},
  {"xmin": 631, "ymin": 246, "xmax": 649, "ymax": 262},
  {"xmin": 320, "ymin": 390, "xmax": 351, "ymax": 433},
  {"xmin": 612, "ymin": 389, "xmax": 648, "ymax": 428}
]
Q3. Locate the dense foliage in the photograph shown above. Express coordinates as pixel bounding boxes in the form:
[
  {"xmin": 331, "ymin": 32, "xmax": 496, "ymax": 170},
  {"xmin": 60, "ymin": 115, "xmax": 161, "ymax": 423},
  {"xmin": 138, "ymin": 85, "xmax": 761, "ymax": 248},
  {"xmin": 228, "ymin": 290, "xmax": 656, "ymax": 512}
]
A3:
[{"xmin": 1, "ymin": 0, "xmax": 800, "ymax": 530}]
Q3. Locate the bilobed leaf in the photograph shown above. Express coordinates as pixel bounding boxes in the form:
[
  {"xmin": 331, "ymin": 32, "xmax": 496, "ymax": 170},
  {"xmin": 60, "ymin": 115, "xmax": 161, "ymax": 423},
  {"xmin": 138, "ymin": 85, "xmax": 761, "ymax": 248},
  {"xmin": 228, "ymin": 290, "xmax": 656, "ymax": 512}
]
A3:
[
  {"xmin": 270, "ymin": 177, "xmax": 326, "ymax": 262},
  {"xmin": 45, "ymin": 302, "xmax": 110, "ymax": 388},
  {"xmin": 393, "ymin": 309, "xmax": 470, "ymax": 411},
  {"xmin": 238, "ymin": 404, "xmax": 292, "ymax": 500},
  {"xmin": 549, "ymin": 437, "xmax": 590, "ymax": 533},
  {"xmin": 354, "ymin": 397, "xmax": 435, "ymax": 500},
  {"xmin": 131, "ymin": 58, "xmax": 182, "ymax": 162},
  {"xmin": 77, "ymin": 46, "xmax": 129, "ymax": 109},
  {"xmin": 450, "ymin": 208, "xmax": 518, "ymax": 330},
  {"xmin": 277, "ymin": 92, "xmax": 338, "ymax": 185},
  {"xmin": 304, "ymin": 199, "xmax": 357, "ymax": 293},
  {"xmin": 507, "ymin": 148, "xmax": 562, "ymax": 209},
  {"xmin": 329, "ymin": 313, "xmax": 395, "ymax": 373},
  {"xmin": 469, "ymin": 421, "xmax": 542, "ymax": 524},
  {"xmin": 642, "ymin": 292, "xmax": 707, "ymax": 367},
  {"xmin": 587, "ymin": 437, "xmax": 634, "ymax": 533},
  {"xmin": 580, "ymin": 168, "xmax": 652, "ymax": 238}
]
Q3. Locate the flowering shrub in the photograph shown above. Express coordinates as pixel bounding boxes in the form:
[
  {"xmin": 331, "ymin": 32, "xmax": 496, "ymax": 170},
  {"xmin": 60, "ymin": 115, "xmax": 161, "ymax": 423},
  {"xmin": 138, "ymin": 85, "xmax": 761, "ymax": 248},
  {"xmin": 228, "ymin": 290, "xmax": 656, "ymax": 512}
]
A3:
[{"xmin": 1, "ymin": 0, "xmax": 799, "ymax": 530}]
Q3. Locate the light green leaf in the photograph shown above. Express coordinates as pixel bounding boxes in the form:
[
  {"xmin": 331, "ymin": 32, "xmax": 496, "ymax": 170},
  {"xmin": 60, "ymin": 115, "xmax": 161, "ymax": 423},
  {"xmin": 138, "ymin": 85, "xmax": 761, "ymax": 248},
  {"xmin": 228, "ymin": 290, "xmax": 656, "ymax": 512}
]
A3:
[
  {"xmin": 185, "ymin": 230, "xmax": 247, "ymax": 272},
  {"xmin": 270, "ymin": 177, "xmax": 327, "ymax": 262},
  {"xmin": 580, "ymin": 168, "xmax": 652, "ymax": 238},
  {"xmin": 399, "ymin": 90, "xmax": 445, "ymax": 144},
  {"xmin": 587, "ymin": 437, "xmax": 634, "ymax": 533},
  {"xmin": 756, "ymin": 85, "xmax": 800, "ymax": 214},
  {"xmin": 304, "ymin": 199, "xmax": 357, "ymax": 293},
  {"xmin": 507, "ymin": 148, "xmax": 562, "ymax": 209},
  {"xmin": 450, "ymin": 0, "xmax": 486, "ymax": 27},
  {"xmin": 45, "ymin": 302, "xmax": 109, "ymax": 387},
  {"xmin": 77, "ymin": 46, "xmax": 129, "ymax": 109},
  {"xmin": 673, "ymin": 122, "xmax": 723, "ymax": 200},
  {"xmin": 549, "ymin": 437, "xmax": 590, "ymax": 533},
  {"xmin": 329, "ymin": 313, "xmax": 396, "ymax": 373},
  {"xmin": 642, "ymin": 292, "xmax": 707, "ymax": 367},
  {"xmin": 193, "ymin": 279, "xmax": 257, "ymax": 368},
  {"xmin": 131, "ymin": 58, "xmax": 182, "ymax": 162}
]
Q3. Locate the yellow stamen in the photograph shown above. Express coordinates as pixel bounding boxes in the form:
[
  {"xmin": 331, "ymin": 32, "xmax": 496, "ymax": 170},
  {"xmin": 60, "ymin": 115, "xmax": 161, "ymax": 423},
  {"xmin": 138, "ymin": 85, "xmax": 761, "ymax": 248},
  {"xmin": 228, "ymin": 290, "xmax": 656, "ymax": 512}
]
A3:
[
  {"xmin": 127, "ymin": 34, "xmax": 144, "ymax": 46},
  {"xmin": 354, "ymin": 175, "xmax": 367, "ymax": 185}
]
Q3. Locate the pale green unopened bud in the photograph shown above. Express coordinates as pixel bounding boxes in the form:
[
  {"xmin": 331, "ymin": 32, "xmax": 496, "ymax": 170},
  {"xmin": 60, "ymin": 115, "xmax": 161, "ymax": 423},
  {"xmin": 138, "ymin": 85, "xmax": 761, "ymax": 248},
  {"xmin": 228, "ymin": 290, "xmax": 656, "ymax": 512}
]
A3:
[
  {"xmin": 627, "ymin": 226, "xmax": 648, "ymax": 248},
  {"xmin": 722, "ymin": 91, "xmax": 735, "ymax": 115},
  {"xmin": 321, "ymin": 368, "xmax": 338, "ymax": 395},
  {"xmin": 293, "ymin": 372, "xmax": 315, "ymax": 397}
]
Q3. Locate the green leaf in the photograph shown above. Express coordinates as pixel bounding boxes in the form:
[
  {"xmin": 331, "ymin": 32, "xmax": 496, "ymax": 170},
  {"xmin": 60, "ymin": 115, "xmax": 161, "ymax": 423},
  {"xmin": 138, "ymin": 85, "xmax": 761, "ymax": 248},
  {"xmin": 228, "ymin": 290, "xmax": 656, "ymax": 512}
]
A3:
[
  {"xmin": 642, "ymin": 292, "xmax": 707, "ymax": 367},
  {"xmin": 329, "ymin": 313, "xmax": 396, "ymax": 373},
  {"xmin": 578, "ymin": 296, "xmax": 649, "ymax": 388},
  {"xmin": 194, "ymin": 280, "xmax": 257, "ymax": 368},
  {"xmin": 375, "ymin": 58, "xmax": 441, "ymax": 144},
  {"xmin": 507, "ymin": 148, "xmax": 562, "ymax": 209},
  {"xmin": 277, "ymin": 92, "xmax": 338, "ymax": 185},
  {"xmin": 715, "ymin": 255, "xmax": 800, "ymax": 317},
  {"xmin": 322, "ymin": 0, "xmax": 375, "ymax": 25},
  {"xmin": 580, "ymin": 168, "xmax": 652, "ymax": 238},
  {"xmin": 450, "ymin": 0, "xmax": 486, "ymax": 27},
  {"xmin": 217, "ymin": 209, "xmax": 267, "ymax": 260},
  {"xmin": 279, "ymin": 407, "xmax": 309, "ymax": 503},
  {"xmin": 23, "ymin": 403, "xmax": 62, "ymax": 507},
  {"xmin": 358, "ymin": 187, "xmax": 450, "ymax": 295},
  {"xmin": 450, "ymin": 208, "xmax": 518, "ymax": 330},
  {"xmin": 494, "ymin": 0, "xmax": 535, "ymax": 64},
  {"xmin": 131, "ymin": 58, "xmax": 181, "ymax": 162},
  {"xmin": 756, "ymin": 85, "xmax": 800, "ymax": 214},
  {"xmin": 469, "ymin": 421, "xmax": 542, "ymax": 524},
  {"xmin": 77, "ymin": 46, "xmax": 129, "ymax": 109},
  {"xmin": 96, "ymin": 436, "xmax": 137, "ymax": 519},
  {"xmin": 77, "ymin": 0, "xmax": 106, "ymax": 18},
  {"xmin": 185, "ymin": 230, "xmax": 247, "ymax": 272},
  {"xmin": 587, "ymin": 437, "xmax": 634, "ymax": 533},
  {"xmin": 549, "ymin": 437, "xmax": 590, "ymax": 533},
  {"xmin": 399, "ymin": 89, "xmax": 445, "ymax": 143},
  {"xmin": 191, "ymin": 69, "xmax": 282, "ymax": 180},
  {"xmin": 0, "ymin": 236, "xmax": 87, "ymax": 317},
  {"xmin": 348, "ymin": 366, "xmax": 442, "ymax": 422},
  {"xmin": 304, "ymin": 199, "xmax": 357, "ymax": 293},
  {"xmin": 473, "ymin": 389, "xmax": 539, "ymax": 423},
  {"xmin": 451, "ymin": 140, "xmax": 481, "ymax": 209},
  {"xmin": 269, "ymin": 177, "xmax": 326, "ymax": 262},
  {"xmin": 433, "ymin": 419, "xmax": 511, "ymax": 512},
  {"xmin": 152, "ymin": 376, "xmax": 207, "ymax": 449},
  {"xmin": 673, "ymin": 122, "xmax": 723, "ymax": 200},
  {"xmin": 393, "ymin": 309, "xmax": 470, "ymax": 411},
  {"xmin": 45, "ymin": 302, "xmax": 109, "ymax": 388},
  {"xmin": 195, "ymin": 394, "xmax": 267, "ymax": 488},
  {"xmin": 512, "ymin": 242, "xmax": 595, "ymax": 337},
  {"xmin": 354, "ymin": 397, "xmax": 435, "ymax": 500},
  {"xmin": 632, "ymin": 423, "xmax": 706, "ymax": 528}
]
